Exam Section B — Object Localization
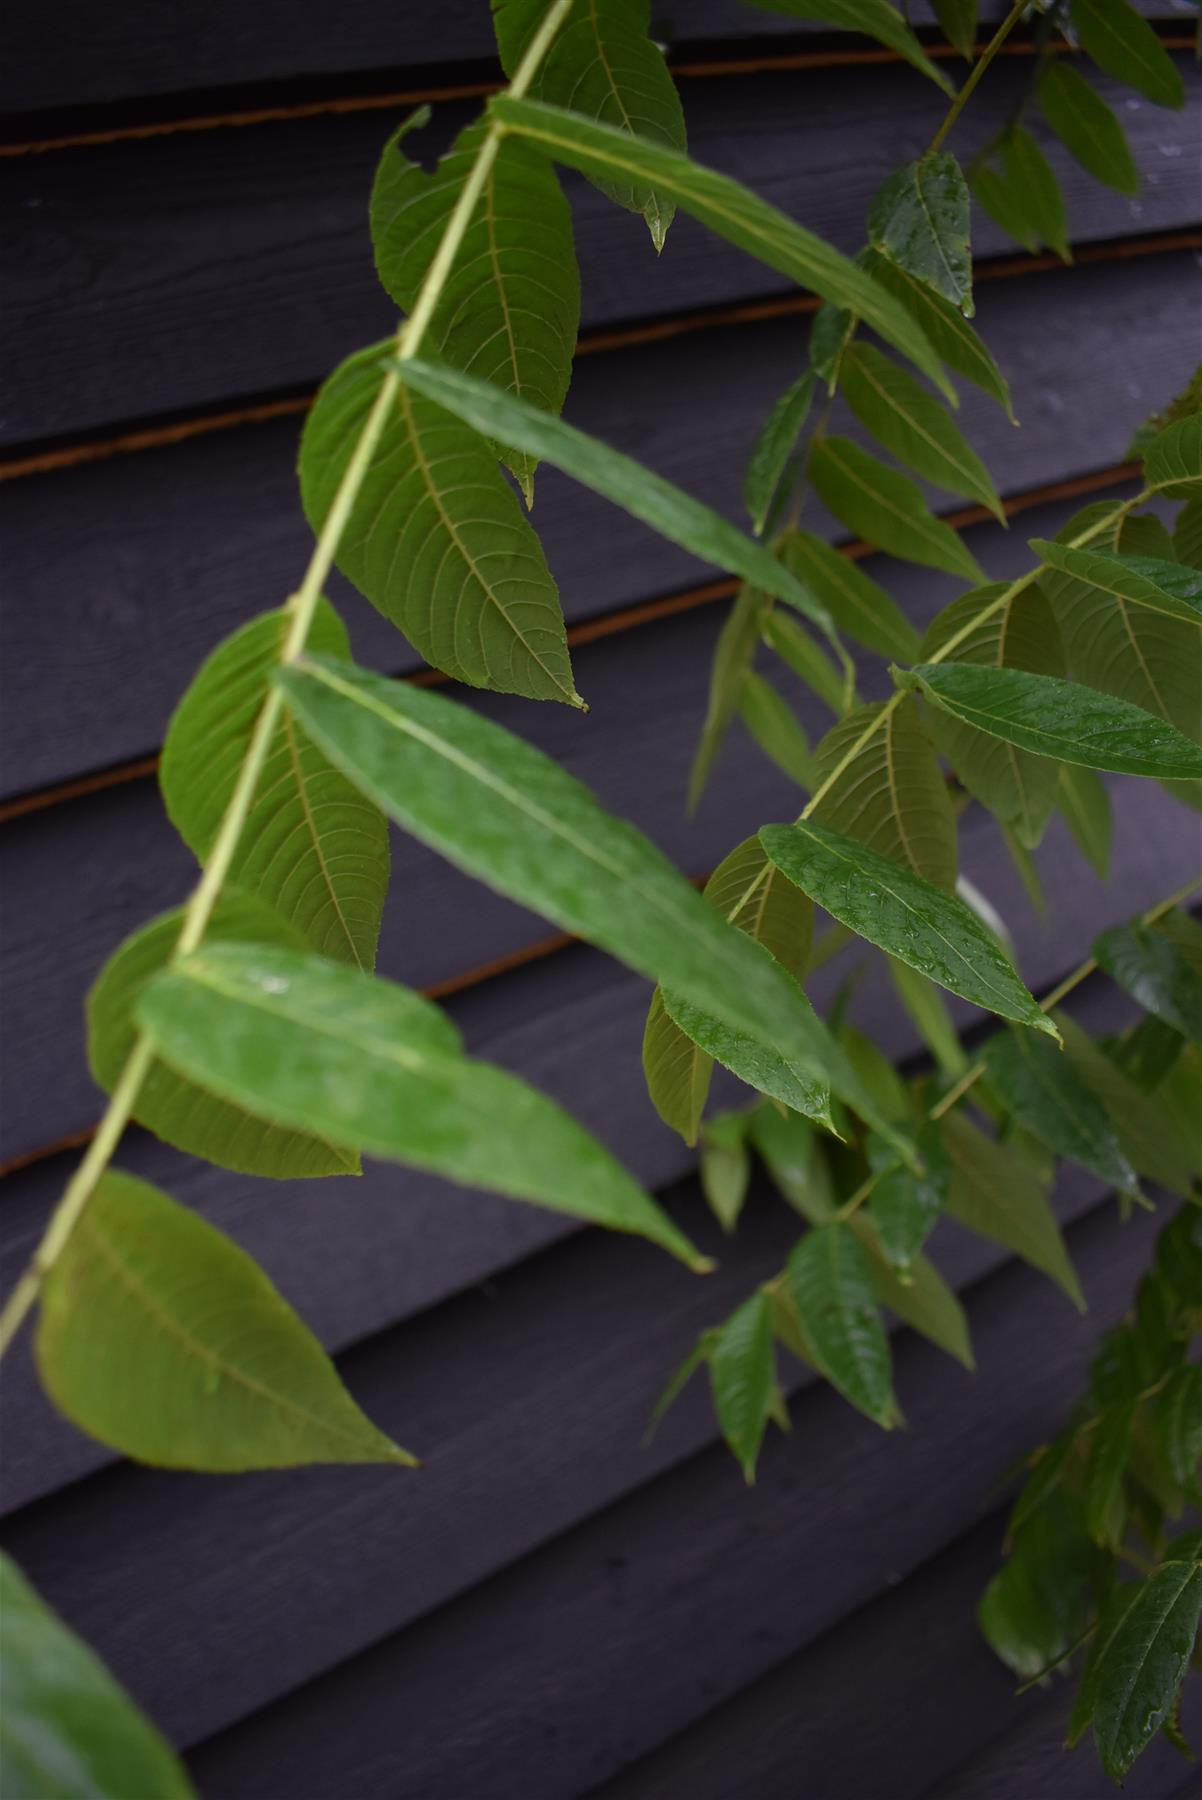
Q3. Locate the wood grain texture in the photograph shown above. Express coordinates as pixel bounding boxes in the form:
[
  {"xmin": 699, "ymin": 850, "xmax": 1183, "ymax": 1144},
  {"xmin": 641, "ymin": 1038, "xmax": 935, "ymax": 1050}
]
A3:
[
  {"xmin": 2, "ymin": 258, "xmax": 1197, "ymax": 801},
  {"xmin": 2, "ymin": 58, "xmax": 1197, "ymax": 445}
]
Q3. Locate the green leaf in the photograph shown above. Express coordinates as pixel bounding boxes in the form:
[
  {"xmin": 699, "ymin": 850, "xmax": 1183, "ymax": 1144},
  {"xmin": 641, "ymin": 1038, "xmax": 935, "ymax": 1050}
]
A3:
[
  {"xmin": 810, "ymin": 699, "xmax": 957, "ymax": 891},
  {"xmin": 492, "ymin": 0, "xmax": 687, "ymax": 248},
  {"xmin": 1145, "ymin": 414, "xmax": 1202, "ymax": 500},
  {"xmin": 1093, "ymin": 1556, "xmax": 1202, "ymax": 1782},
  {"xmin": 1036, "ymin": 60, "xmax": 1139, "ymax": 196},
  {"xmin": 138, "ymin": 944, "xmax": 705, "ymax": 1268},
  {"xmin": 1174, "ymin": 498, "xmax": 1202, "ymax": 570},
  {"xmin": 810, "ymin": 437, "xmax": 985, "ymax": 581},
  {"xmin": 370, "ymin": 115, "xmax": 579, "ymax": 499},
  {"xmin": 932, "ymin": 0, "xmax": 977, "ymax": 59},
  {"xmin": 840, "ymin": 1021, "xmax": 911, "ymax": 1124},
  {"xmin": 36, "ymin": 1170, "xmax": 411, "ymax": 1469},
  {"xmin": 1118, "ymin": 511, "xmax": 1177, "ymax": 560},
  {"xmin": 492, "ymin": 96, "xmax": 954, "ymax": 397},
  {"xmin": 643, "ymin": 989, "xmax": 713, "ymax": 1148},
  {"xmin": 980, "ymin": 1490, "xmax": 1111, "ymax": 1679},
  {"xmin": 1153, "ymin": 1366, "xmax": 1202, "ymax": 1502},
  {"xmin": 278, "ymin": 656, "xmax": 822, "ymax": 1077},
  {"xmin": 1072, "ymin": 0, "xmax": 1187, "ymax": 108},
  {"xmin": 942, "ymin": 1111, "xmax": 1084, "ymax": 1307},
  {"xmin": 982, "ymin": 1027, "xmax": 1143, "ymax": 1202},
  {"xmin": 761, "ymin": 607, "xmax": 850, "ymax": 715},
  {"xmin": 1034, "ymin": 542, "xmax": 1202, "ymax": 629},
  {"xmin": 889, "ymin": 958, "xmax": 970, "ymax": 1077},
  {"xmin": 809, "ymin": 300, "xmax": 855, "ymax": 390},
  {"xmin": 864, "ymin": 250, "xmax": 1013, "ymax": 418},
  {"xmin": 1130, "ymin": 367, "xmax": 1202, "ymax": 460},
  {"xmin": 906, "ymin": 663, "xmax": 1202, "ymax": 780},
  {"xmin": 300, "ymin": 344, "xmax": 580, "ymax": 706},
  {"xmin": 760, "ymin": 818, "xmax": 1053, "ymax": 1031},
  {"xmin": 1067, "ymin": 1582, "xmax": 1142, "ymax": 1746},
  {"xmin": 738, "ymin": 672, "xmax": 817, "ymax": 787},
  {"xmin": 397, "ymin": 356, "xmax": 842, "ymax": 644},
  {"xmin": 1084, "ymin": 1399, "xmax": 1135, "ymax": 1547},
  {"xmin": 689, "ymin": 585, "xmax": 765, "ymax": 813},
  {"xmin": 869, "ymin": 1241, "xmax": 974, "ymax": 1367},
  {"xmin": 665, "ymin": 979, "xmax": 835, "ymax": 1130},
  {"xmin": 700, "ymin": 1111, "xmax": 753, "ymax": 1233},
  {"xmin": 0, "ymin": 1552, "xmax": 197, "ymax": 1800},
  {"xmin": 841, "ymin": 342, "xmax": 1003, "ymax": 519},
  {"xmin": 749, "ymin": 0, "xmax": 954, "ymax": 93},
  {"xmin": 708, "ymin": 1289, "xmax": 777, "ymax": 1480},
  {"xmin": 706, "ymin": 833, "xmax": 815, "ymax": 982},
  {"xmin": 868, "ymin": 152, "xmax": 973, "ymax": 314},
  {"xmin": 920, "ymin": 582, "xmax": 1066, "ymax": 847},
  {"xmin": 744, "ymin": 372, "xmax": 814, "ymax": 535},
  {"xmin": 1058, "ymin": 763, "xmax": 1112, "ymax": 879},
  {"xmin": 1110, "ymin": 1012, "xmax": 1186, "ymax": 1093},
  {"xmin": 1095, "ymin": 921, "xmax": 1202, "ymax": 1042},
  {"xmin": 971, "ymin": 126, "xmax": 1069, "ymax": 262},
  {"xmin": 785, "ymin": 1221, "xmax": 895, "ymax": 1424},
  {"xmin": 776, "ymin": 528, "xmax": 919, "ymax": 662},
  {"xmin": 748, "ymin": 1102, "xmax": 833, "ymax": 1212},
  {"xmin": 867, "ymin": 1120, "xmax": 949, "ymax": 1272},
  {"xmin": 88, "ymin": 892, "xmax": 357, "ymax": 1180},
  {"xmin": 1057, "ymin": 1013, "xmax": 1198, "ymax": 1197},
  {"xmin": 160, "ymin": 602, "xmax": 389, "ymax": 967}
]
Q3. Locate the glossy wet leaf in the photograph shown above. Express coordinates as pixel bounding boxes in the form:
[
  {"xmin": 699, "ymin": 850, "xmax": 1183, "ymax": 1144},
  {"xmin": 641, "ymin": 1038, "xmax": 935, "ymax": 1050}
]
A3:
[
  {"xmin": 760, "ymin": 818, "xmax": 1051, "ymax": 1030},
  {"xmin": 867, "ymin": 1120, "xmax": 949, "ymax": 1272},
  {"xmin": 88, "ymin": 891, "xmax": 357, "ymax": 1180},
  {"xmin": 492, "ymin": 97, "xmax": 953, "ymax": 396},
  {"xmin": 1144, "ymin": 414, "xmax": 1202, "ymax": 500},
  {"xmin": 744, "ymin": 372, "xmax": 814, "ymax": 535},
  {"xmin": 709, "ymin": 1290, "xmax": 777, "ymax": 1481},
  {"xmin": 810, "ymin": 437, "xmax": 985, "ymax": 580},
  {"xmin": 906, "ymin": 664, "xmax": 1202, "ymax": 780},
  {"xmin": 300, "ymin": 344, "xmax": 580, "ymax": 705},
  {"xmin": 761, "ymin": 608, "xmax": 849, "ymax": 716},
  {"xmin": 868, "ymin": 152, "xmax": 973, "ymax": 314},
  {"xmin": 160, "ymin": 601, "xmax": 389, "ymax": 967},
  {"xmin": 865, "ymin": 250, "xmax": 1013, "ymax": 417},
  {"xmin": 1095, "ymin": 921, "xmax": 1202, "ymax": 1042},
  {"xmin": 689, "ymin": 585, "xmax": 764, "ymax": 814},
  {"xmin": 278, "ymin": 656, "xmax": 821, "ymax": 1077},
  {"xmin": 37, "ymin": 1170, "xmax": 412, "ymax": 1470},
  {"xmin": 1092, "ymin": 1554, "xmax": 1202, "ymax": 1781},
  {"xmin": 0, "ymin": 1552, "xmax": 197, "ymax": 1800},
  {"xmin": 942, "ymin": 1111, "xmax": 1084, "ymax": 1307},
  {"xmin": 841, "ymin": 342, "xmax": 1003, "ymax": 518},
  {"xmin": 777, "ymin": 529, "xmax": 919, "ymax": 663},
  {"xmin": 811, "ymin": 698, "xmax": 957, "ymax": 888},
  {"xmin": 140, "ymin": 944, "xmax": 704, "ymax": 1267},
  {"xmin": 1058, "ymin": 763, "xmax": 1112, "ymax": 878},
  {"xmin": 1072, "ymin": 0, "xmax": 1186, "ymax": 109},
  {"xmin": 971, "ymin": 127, "xmax": 1069, "ymax": 261},
  {"xmin": 492, "ymin": 0, "xmax": 687, "ymax": 246},
  {"xmin": 370, "ymin": 115, "xmax": 578, "ymax": 498},
  {"xmin": 1036, "ymin": 60, "xmax": 1138, "ymax": 196},
  {"xmin": 664, "ymin": 981, "xmax": 834, "ymax": 1130},
  {"xmin": 752, "ymin": 0, "xmax": 954, "ymax": 92},
  {"xmin": 785, "ymin": 1222, "xmax": 895, "ymax": 1425},
  {"xmin": 738, "ymin": 673, "xmax": 817, "ymax": 788},
  {"xmin": 983, "ymin": 1027, "xmax": 1143, "ymax": 1201},
  {"xmin": 1056, "ymin": 1014, "xmax": 1198, "ymax": 1198}
]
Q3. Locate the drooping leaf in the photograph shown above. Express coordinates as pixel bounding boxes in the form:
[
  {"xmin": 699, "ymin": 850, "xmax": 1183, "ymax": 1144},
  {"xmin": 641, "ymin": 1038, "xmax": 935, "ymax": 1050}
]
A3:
[
  {"xmin": 905, "ymin": 663, "xmax": 1202, "ymax": 780},
  {"xmin": 841, "ymin": 342, "xmax": 1003, "ymax": 518},
  {"xmin": 1058, "ymin": 763, "xmax": 1112, "ymax": 878},
  {"xmin": 88, "ymin": 892, "xmax": 357, "ymax": 1180},
  {"xmin": 889, "ymin": 958, "xmax": 970, "ymax": 1077},
  {"xmin": 37, "ymin": 1170, "xmax": 412, "ymax": 1469},
  {"xmin": 700, "ymin": 1111, "xmax": 753, "ymax": 1233},
  {"xmin": 920, "ymin": 582, "xmax": 1066, "ymax": 847},
  {"xmin": 664, "ymin": 978, "xmax": 836, "ymax": 1131},
  {"xmin": 1057, "ymin": 1013, "xmax": 1198, "ymax": 1197},
  {"xmin": 869, "ymin": 1239, "xmax": 974, "ymax": 1367},
  {"xmin": 932, "ymin": 0, "xmax": 977, "ymax": 59},
  {"xmin": 738, "ymin": 673, "xmax": 817, "ymax": 788},
  {"xmin": 1174, "ymin": 498, "xmax": 1202, "ymax": 570},
  {"xmin": 942, "ymin": 1111, "xmax": 1084, "ymax": 1307},
  {"xmin": 708, "ymin": 1289, "xmax": 777, "ymax": 1480},
  {"xmin": 1084, "ymin": 1399, "xmax": 1136, "ymax": 1547},
  {"xmin": 689, "ymin": 585, "xmax": 765, "ymax": 812},
  {"xmin": 643, "ymin": 989, "xmax": 713, "ymax": 1148},
  {"xmin": 138, "ymin": 944, "xmax": 705, "ymax": 1268},
  {"xmin": 277, "ymin": 656, "xmax": 823, "ymax": 1075},
  {"xmin": 1092, "ymin": 1555, "xmax": 1202, "ymax": 1782},
  {"xmin": 744, "ymin": 372, "xmax": 814, "ymax": 535},
  {"xmin": 492, "ymin": 0, "xmax": 687, "ymax": 247},
  {"xmin": 748, "ymin": 1102, "xmax": 836, "ymax": 1219},
  {"xmin": 0, "ymin": 1553, "xmax": 197, "ymax": 1800},
  {"xmin": 1072, "ymin": 0, "xmax": 1187, "ymax": 109},
  {"xmin": 1145, "ymin": 414, "xmax": 1202, "ymax": 500},
  {"xmin": 864, "ymin": 250, "xmax": 1013, "ymax": 418},
  {"xmin": 971, "ymin": 126, "xmax": 1069, "ymax": 262},
  {"xmin": 760, "ymin": 819, "xmax": 1053, "ymax": 1030},
  {"xmin": 1036, "ymin": 60, "xmax": 1139, "ymax": 196},
  {"xmin": 370, "ymin": 114, "xmax": 579, "ymax": 498},
  {"xmin": 868, "ymin": 152, "xmax": 973, "ymax": 314},
  {"xmin": 785, "ymin": 1221, "xmax": 895, "ymax": 1424},
  {"xmin": 762, "ymin": 607, "xmax": 852, "ymax": 715},
  {"xmin": 1066, "ymin": 1582, "xmax": 1142, "ymax": 1747},
  {"xmin": 810, "ymin": 698, "xmax": 958, "ymax": 888},
  {"xmin": 644, "ymin": 1330, "xmax": 716, "ymax": 1443},
  {"xmin": 982, "ymin": 1027, "xmax": 1143, "ymax": 1202},
  {"xmin": 750, "ymin": 0, "xmax": 954, "ymax": 92},
  {"xmin": 1095, "ymin": 921, "xmax": 1202, "ymax": 1042},
  {"xmin": 160, "ymin": 602, "xmax": 389, "ymax": 967},
  {"xmin": 810, "ymin": 437, "xmax": 985, "ymax": 580},
  {"xmin": 775, "ymin": 528, "xmax": 919, "ymax": 662},
  {"xmin": 867, "ymin": 1119, "xmax": 949, "ymax": 1272},
  {"xmin": 300, "ymin": 344, "xmax": 580, "ymax": 705},
  {"xmin": 492, "ymin": 96, "xmax": 954, "ymax": 395},
  {"xmin": 980, "ymin": 1490, "xmax": 1111, "ymax": 1679},
  {"xmin": 840, "ymin": 1021, "xmax": 911, "ymax": 1124}
]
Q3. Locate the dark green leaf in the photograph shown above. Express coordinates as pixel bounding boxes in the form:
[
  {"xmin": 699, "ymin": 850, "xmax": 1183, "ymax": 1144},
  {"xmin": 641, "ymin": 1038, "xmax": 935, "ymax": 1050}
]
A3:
[
  {"xmin": 810, "ymin": 437, "xmax": 985, "ymax": 580},
  {"xmin": 762, "ymin": 607, "xmax": 853, "ymax": 715},
  {"xmin": 664, "ymin": 978, "xmax": 836, "ymax": 1130},
  {"xmin": 980, "ymin": 1490, "xmax": 1110, "ymax": 1679},
  {"xmin": 744, "ymin": 372, "xmax": 814, "ymax": 534},
  {"xmin": 840, "ymin": 1021, "xmax": 911, "ymax": 1123},
  {"xmin": 982, "ymin": 1027, "xmax": 1143, "ymax": 1201},
  {"xmin": 1057, "ymin": 1014, "xmax": 1198, "ymax": 1197},
  {"xmin": 906, "ymin": 663, "xmax": 1202, "ymax": 779},
  {"xmin": 645, "ymin": 1331, "xmax": 715, "ymax": 1442},
  {"xmin": 943, "ymin": 1111, "xmax": 1084, "ymax": 1307},
  {"xmin": 1084, "ymin": 1399, "xmax": 1135, "ymax": 1547},
  {"xmin": 160, "ymin": 601, "xmax": 390, "ymax": 966},
  {"xmin": 1095, "ymin": 921, "xmax": 1202, "ymax": 1042},
  {"xmin": 706, "ymin": 833, "xmax": 815, "ymax": 981},
  {"xmin": 1058, "ymin": 763, "xmax": 1112, "ymax": 878},
  {"xmin": 809, "ymin": 299, "xmax": 855, "ymax": 389},
  {"xmin": 1174, "ymin": 498, "xmax": 1202, "ymax": 570},
  {"xmin": 700, "ymin": 1111, "xmax": 752, "ymax": 1233},
  {"xmin": 1067, "ymin": 1582, "xmax": 1142, "ymax": 1746},
  {"xmin": 139, "ymin": 943, "xmax": 705, "ymax": 1268},
  {"xmin": 689, "ymin": 585, "xmax": 765, "ymax": 812},
  {"xmin": 868, "ymin": 152, "xmax": 973, "ymax": 314},
  {"xmin": 889, "ymin": 958, "xmax": 970, "ymax": 1076},
  {"xmin": 738, "ymin": 672, "xmax": 818, "ymax": 788},
  {"xmin": 708, "ymin": 1290, "xmax": 777, "ymax": 1479},
  {"xmin": 865, "ymin": 249, "xmax": 1013, "ymax": 417},
  {"xmin": 748, "ymin": 1102, "xmax": 836, "ymax": 1218},
  {"xmin": 971, "ymin": 126, "xmax": 1069, "ymax": 261},
  {"xmin": 370, "ymin": 114, "xmax": 579, "ymax": 499},
  {"xmin": 37, "ymin": 1170, "xmax": 412, "ymax": 1469},
  {"xmin": 1118, "ymin": 511, "xmax": 1177, "ymax": 560},
  {"xmin": 841, "ymin": 342, "xmax": 1003, "ymax": 518},
  {"xmin": 1035, "ymin": 542, "xmax": 1202, "ymax": 627},
  {"xmin": 759, "ymin": 818, "xmax": 1052, "ymax": 1030},
  {"xmin": 1093, "ymin": 1556, "xmax": 1202, "ymax": 1781},
  {"xmin": 1109, "ymin": 1012, "xmax": 1187, "ymax": 1092},
  {"xmin": 785, "ymin": 1221, "xmax": 895, "ymax": 1424},
  {"xmin": 1072, "ymin": 0, "xmax": 1186, "ymax": 108},
  {"xmin": 750, "ymin": 0, "xmax": 954, "ymax": 93},
  {"xmin": 0, "ymin": 1553, "xmax": 197, "ymax": 1800},
  {"xmin": 1153, "ymin": 1367, "xmax": 1202, "ymax": 1502},
  {"xmin": 932, "ymin": 0, "xmax": 977, "ymax": 59},
  {"xmin": 1037, "ymin": 60, "xmax": 1139, "ymax": 195},
  {"xmin": 1145, "ymin": 414, "xmax": 1202, "ymax": 500},
  {"xmin": 867, "ymin": 1119, "xmax": 949, "ymax": 1271},
  {"xmin": 777, "ymin": 528, "xmax": 919, "ymax": 661}
]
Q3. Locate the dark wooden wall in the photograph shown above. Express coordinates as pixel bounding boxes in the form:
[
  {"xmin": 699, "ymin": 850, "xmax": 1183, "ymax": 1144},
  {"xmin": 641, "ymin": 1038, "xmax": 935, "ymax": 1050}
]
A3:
[{"xmin": 2, "ymin": 3, "xmax": 1201, "ymax": 1795}]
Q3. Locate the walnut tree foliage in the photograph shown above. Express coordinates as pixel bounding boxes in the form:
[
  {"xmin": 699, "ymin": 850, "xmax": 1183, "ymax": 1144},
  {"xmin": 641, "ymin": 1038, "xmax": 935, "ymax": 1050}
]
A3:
[{"xmin": 1, "ymin": 0, "xmax": 1199, "ymax": 1791}]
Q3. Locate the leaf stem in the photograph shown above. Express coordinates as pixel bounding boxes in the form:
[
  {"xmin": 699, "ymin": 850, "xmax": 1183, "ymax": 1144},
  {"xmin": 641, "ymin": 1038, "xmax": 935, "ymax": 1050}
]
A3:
[
  {"xmin": 0, "ymin": 0, "xmax": 576, "ymax": 1361},
  {"xmin": 928, "ymin": 0, "xmax": 1032, "ymax": 156}
]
